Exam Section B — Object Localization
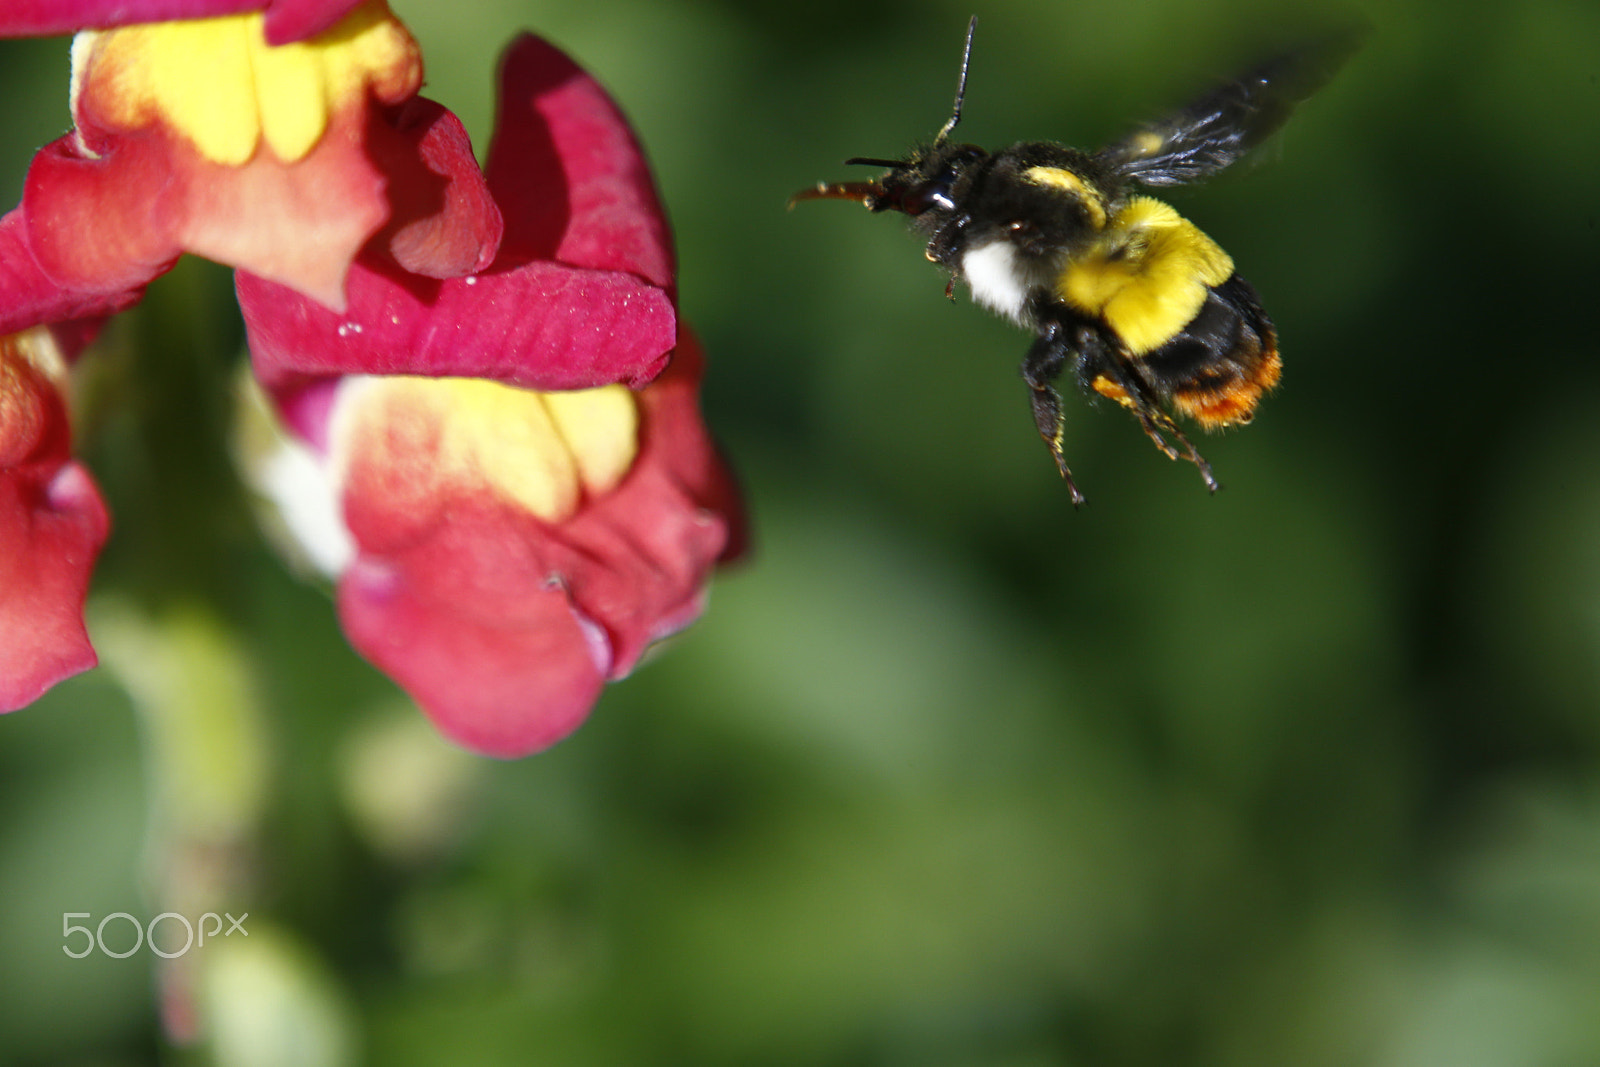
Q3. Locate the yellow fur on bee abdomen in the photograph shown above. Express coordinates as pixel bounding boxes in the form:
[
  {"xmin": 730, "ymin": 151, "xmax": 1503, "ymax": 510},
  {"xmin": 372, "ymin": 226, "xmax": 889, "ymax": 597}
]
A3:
[{"xmin": 1057, "ymin": 197, "xmax": 1234, "ymax": 355}]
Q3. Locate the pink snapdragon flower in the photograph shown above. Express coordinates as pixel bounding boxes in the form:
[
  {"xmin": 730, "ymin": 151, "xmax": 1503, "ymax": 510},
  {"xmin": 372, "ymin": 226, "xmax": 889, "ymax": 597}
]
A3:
[
  {"xmin": 240, "ymin": 36, "xmax": 744, "ymax": 755},
  {"xmin": 0, "ymin": 2, "xmax": 743, "ymax": 753}
]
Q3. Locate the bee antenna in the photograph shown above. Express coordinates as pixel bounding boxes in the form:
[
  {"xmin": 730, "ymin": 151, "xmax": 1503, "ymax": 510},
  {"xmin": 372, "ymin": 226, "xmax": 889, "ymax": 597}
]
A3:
[
  {"xmin": 843, "ymin": 157, "xmax": 908, "ymax": 168},
  {"xmin": 934, "ymin": 15, "xmax": 977, "ymax": 145}
]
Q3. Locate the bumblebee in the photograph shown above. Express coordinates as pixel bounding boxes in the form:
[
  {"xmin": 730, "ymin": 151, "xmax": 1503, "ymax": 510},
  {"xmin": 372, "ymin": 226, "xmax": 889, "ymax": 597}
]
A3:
[{"xmin": 792, "ymin": 18, "xmax": 1359, "ymax": 504}]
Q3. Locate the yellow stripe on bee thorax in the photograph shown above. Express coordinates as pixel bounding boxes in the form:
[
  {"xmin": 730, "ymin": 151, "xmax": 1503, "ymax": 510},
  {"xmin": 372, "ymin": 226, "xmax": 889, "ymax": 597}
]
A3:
[
  {"xmin": 1021, "ymin": 165, "xmax": 1108, "ymax": 229},
  {"xmin": 1057, "ymin": 196, "xmax": 1234, "ymax": 356}
]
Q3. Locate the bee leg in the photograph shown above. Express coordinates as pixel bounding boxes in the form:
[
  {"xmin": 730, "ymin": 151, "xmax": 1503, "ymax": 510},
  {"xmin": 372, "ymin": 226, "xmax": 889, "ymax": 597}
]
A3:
[
  {"xmin": 1092, "ymin": 352, "xmax": 1222, "ymax": 494},
  {"xmin": 1135, "ymin": 405, "xmax": 1220, "ymax": 494},
  {"xmin": 1021, "ymin": 326, "xmax": 1087, "ymax": 506},
  {"xmin": 1122, "ymin": 364, "xmax": 1221, "ymax": 493}
]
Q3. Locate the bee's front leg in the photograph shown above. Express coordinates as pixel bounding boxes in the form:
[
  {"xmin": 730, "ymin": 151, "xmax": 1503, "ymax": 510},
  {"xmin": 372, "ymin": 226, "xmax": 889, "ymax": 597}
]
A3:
[{"xmin": 1020, "ymin": 322, "xmax": 1086, "ymax": 507}]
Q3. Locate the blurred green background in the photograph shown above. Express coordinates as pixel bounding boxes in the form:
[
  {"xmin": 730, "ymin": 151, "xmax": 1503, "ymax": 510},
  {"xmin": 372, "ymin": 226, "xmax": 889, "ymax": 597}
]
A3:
[{"xmin": 4, "ymin": 0, "xmax": 1600, "ymax": 1063}]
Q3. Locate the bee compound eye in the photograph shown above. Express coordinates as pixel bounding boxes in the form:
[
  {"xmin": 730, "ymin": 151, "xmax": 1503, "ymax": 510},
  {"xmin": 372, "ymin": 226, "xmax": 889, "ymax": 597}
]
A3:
[{"xmin": 903, "ymin": 170, "xmax": 959, "ymax": 215}]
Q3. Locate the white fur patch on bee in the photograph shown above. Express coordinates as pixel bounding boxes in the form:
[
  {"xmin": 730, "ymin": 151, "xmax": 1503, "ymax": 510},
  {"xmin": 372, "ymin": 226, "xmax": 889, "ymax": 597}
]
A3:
[{"xmin": 961, "ymin": 239, "xmax": 1034, "ymax": 324}]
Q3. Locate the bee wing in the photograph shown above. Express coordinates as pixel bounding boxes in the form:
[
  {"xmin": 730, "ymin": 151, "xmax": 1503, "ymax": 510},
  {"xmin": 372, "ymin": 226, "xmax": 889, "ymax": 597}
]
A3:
[{"xmin": 1095, "ymin": 28, "xmax": 1364, "ymax": 187}]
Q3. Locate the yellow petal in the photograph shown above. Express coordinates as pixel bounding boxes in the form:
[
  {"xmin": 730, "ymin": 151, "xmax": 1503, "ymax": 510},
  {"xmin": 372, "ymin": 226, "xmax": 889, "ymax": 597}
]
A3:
[
  {"xmin": 338, "ymin": 377, "xmax": 640, "ymax": 525},
  {"xmin": 72, "ymin": 0, "xmax": 422, "ymax": 167},
  {"xmin": 542, "ymin": 386, "xmax": 640, "ymax": 498}
]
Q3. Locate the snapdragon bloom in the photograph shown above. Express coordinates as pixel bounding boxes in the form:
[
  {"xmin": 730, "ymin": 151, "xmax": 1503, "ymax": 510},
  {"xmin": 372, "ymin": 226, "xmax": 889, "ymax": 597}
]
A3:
[
  {"xmin": 0, "ymin": 325, "xmax": 108, "ymax": 710},
  {"xmin": 0, "ymin": 1, "xmax": 743, "ymax": 754}
]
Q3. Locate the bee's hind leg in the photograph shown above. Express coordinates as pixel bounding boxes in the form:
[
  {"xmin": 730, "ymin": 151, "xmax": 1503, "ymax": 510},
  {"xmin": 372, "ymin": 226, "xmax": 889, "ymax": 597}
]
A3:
[
  {"xmin": 1134, "ymin": 405, "xmax": 1220, "ymax": 494},
  {"xmin": 1082, "ymin": 344, "xmax": 1222, "ymax": 495}
]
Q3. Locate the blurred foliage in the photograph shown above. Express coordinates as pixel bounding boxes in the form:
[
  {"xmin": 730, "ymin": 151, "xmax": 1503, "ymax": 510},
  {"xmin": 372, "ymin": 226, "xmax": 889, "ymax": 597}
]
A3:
[{"xmin": 4, "ymin": 0, "xmax": 1600, "ymax": 1064}]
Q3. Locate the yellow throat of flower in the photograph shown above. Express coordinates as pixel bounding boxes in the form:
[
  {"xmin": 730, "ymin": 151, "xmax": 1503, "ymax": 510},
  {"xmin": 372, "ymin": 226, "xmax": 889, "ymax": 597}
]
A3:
[
  {"xmin": 70, "ymin": 0, "xmax": 422, "ymax": 166},
  {"xmin": 339, "ymin": 377, "xmax": 642, "ymax": 525}
]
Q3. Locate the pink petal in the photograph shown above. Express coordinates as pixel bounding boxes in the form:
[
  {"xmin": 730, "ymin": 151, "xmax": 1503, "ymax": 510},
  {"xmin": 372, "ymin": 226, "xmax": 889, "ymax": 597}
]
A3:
[
  {"xmin": 27, "ymin": 116, "xmax": 388, "ymax": 311},
  {"xmin": 532, "ymin": 335, "xmax": 745, "ymax": 675},
  {"xmin": 486, "ymin": 34, "xmax": 674, "ymax": 289},
  {"xmin": 365, "ymin": 98, "xmax": 503, "ymax": 280},
  {"xmin": 0, "ymin": 0, "xmax": 366, "ymax": 44},
  {"xmin": 0, "ymin": 342, "xmax": 109, "ymax": 711},
  {"xmin": 256, "ymin": 0, "xmax": 370, "ymax": 45},
  {"xmin": 237, "ymin": 33, "xmax": 680, "ymax": 392},
  {"xmin": 20, "ymin": 135, "xmax": 184, "ymax": 303},
  {"xmin": 337, "ymin": 529, "xmax": 607, "ymax": 759},
  {"xmin": 238, "ymin": 259, "xmax": 675, "ymax": 394},
  {"xmin": 323, "ymin": 337, "xmax": 741, "ymax": 757},
  {"xmin": 0, "ymin": 208, "xmax": 147, "ymax": 337},
  {"xmin": 0, "ymin": 464, "xmax": 108, "ymax": 710}
]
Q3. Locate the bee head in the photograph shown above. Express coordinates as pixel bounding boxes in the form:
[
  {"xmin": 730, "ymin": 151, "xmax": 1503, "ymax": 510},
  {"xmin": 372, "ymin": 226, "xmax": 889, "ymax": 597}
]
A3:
[
  {"xmin": 789, "ymin": 17, "xmax": 984, "ymax": 217},
  {"xmin": 843, "ymin": 143, "xmax": 988, "ymax": 216}
]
